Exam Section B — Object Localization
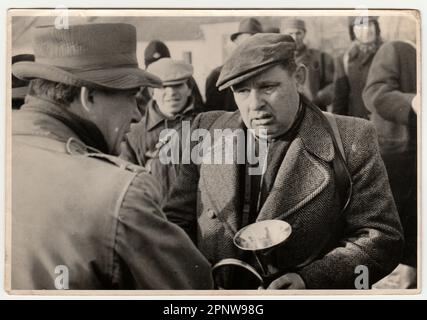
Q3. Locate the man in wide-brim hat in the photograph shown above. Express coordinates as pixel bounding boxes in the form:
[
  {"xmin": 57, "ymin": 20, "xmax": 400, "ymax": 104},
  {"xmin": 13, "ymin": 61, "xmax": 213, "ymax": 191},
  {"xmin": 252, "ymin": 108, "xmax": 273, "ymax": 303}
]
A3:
[
  {"xmin": 163, "ymin": 33, "xmax": 403, "ymax": 289},
  {"xmin": 11, "ymin": 53, "xmax": 35, "ymax": 109},
  {"xmin": 11, "ymin": 23, "xmax": 213, "ymax": 290}
]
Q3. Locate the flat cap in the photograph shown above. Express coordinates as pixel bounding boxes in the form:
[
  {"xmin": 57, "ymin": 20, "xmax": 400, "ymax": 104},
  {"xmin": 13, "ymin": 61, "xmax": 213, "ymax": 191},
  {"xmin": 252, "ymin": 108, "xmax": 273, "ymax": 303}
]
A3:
[
  {"xmin": 281, "ymin": 18, "xmax": 306, "ymax": 31},
  {"xmin": 147, "ymin": 58, "xmax": 193, "ymax": 86},
  {"xmin": 217, "ymin": 33, "xmax": 296, "ymax": 91}
]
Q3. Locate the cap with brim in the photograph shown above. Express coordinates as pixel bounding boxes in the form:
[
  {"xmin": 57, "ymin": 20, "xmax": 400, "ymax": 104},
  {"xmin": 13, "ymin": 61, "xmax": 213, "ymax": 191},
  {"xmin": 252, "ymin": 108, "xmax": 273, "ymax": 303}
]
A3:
[
  {"xmin": 12, "ymin": 23, "xmax": 162, "ymax": 90},
  {"xmin": 230, "ymin": 17, "xmax": 263, "ymax": 42},
  {"xmin": 217, "ymin": 33, "xmax": 296, "ymax": 91},
  {"xmin": 281, "ymin": 18, "xmax": 306, "ymax": 31},
  {"xmin": 162, "ymin": 78, "xmax": 190, "ymax": 86},
  {"xmin": 147, "ymin": 58, "xmax": 193, "ymax": 87}
]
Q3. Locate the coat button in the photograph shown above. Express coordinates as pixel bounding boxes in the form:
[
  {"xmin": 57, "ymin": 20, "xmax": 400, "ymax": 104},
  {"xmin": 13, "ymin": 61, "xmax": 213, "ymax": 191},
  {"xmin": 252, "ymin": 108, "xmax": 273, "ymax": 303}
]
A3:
[{"xmin": 207, "ymin": 209, "xmax": 217, "ymax": 219}]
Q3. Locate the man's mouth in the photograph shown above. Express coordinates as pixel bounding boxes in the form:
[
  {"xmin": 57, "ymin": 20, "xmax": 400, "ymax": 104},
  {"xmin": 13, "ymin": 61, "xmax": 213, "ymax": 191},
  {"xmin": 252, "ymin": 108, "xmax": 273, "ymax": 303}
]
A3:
[
  {"xmin": 165, "ymin": 97, "xmax": 180, "ymax": 103},
  {"xmin": 251, "ymin": 113, "xmax": 274, "ymax": 126}
]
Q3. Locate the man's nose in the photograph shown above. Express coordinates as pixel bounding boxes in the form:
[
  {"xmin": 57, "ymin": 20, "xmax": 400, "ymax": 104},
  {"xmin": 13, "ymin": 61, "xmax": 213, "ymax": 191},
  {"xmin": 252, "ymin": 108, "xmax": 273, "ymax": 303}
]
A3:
[
  {"xmin": 248, "ymin": 89, "xmax": 265, "ymax": 111},
  {"xmin": 164, "ymin": 86, "xmax": 178, "ymax": 95}
]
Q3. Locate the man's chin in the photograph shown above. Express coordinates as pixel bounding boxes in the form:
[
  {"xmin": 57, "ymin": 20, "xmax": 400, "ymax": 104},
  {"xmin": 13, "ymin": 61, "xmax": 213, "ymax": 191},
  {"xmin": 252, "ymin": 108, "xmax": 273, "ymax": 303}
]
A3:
[
  {"xmin": 161, "ymin": 104, "xmax": 186, "ymax": 116},
  {"xmin": 251, "ymin": 126, "xmax": 272, "ymax": 140}
]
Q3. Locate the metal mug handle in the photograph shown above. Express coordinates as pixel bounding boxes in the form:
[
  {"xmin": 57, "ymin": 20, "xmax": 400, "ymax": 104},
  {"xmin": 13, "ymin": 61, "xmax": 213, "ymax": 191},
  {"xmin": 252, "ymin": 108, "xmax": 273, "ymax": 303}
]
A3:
[{"xmin": 211, "ymin": 258, "xmax": 264, "ymax": 289}]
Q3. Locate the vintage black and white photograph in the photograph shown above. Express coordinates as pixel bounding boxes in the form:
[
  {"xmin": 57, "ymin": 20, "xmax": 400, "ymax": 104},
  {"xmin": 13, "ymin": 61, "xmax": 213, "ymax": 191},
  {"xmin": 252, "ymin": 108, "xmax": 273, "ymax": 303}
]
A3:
[{"xmin": 5, "ymin": 8, "xmax": 420, "ymax": 293}]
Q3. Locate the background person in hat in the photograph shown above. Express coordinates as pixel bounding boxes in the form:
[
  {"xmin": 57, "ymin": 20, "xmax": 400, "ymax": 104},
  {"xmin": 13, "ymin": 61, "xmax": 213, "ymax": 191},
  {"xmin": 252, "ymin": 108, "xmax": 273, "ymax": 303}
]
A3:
[
  {"xmin": 282, "ymin": 18, "xmax": 335, "ymax": 111},
  {"xmin": 11, "ymin": 54, "xmax": 35, "ymax": 109},
  {"xmin": 11, "ymin": 23, "xmax": 213, "ymax": 290},
  {"xmin": 332, "ymin": 16, "xmax": 383, "ymax": 119},
  {"xmin": 120, "ymin": 57, "xmax": 199, "ymax": 204},
  {"xmin": 264, "ymin": 26, "xmax": 280, "ymax": 33},
  {"xmin": 205, "ymin": 17, "xmax": 263, "ymax": 112},
  {"xmin": 163, "ymin": 33, "xmax": 403, "ymax": 289},
  {"xmin": 139, "ymin": 40, "xmax": 204, "ymax": 114}
]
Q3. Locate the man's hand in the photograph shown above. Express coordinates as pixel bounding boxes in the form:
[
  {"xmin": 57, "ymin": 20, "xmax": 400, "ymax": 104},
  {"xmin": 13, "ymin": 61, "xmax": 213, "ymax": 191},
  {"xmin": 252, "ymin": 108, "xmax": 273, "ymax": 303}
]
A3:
[{"xmin": 267, "ymin": 273, "xmax": 306, "ymax": 289}]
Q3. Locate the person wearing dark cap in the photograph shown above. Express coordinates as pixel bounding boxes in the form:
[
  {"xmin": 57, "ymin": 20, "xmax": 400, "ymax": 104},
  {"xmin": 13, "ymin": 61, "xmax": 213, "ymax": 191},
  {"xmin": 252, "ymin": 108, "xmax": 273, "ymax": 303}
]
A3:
[
  {"xmin": 282, "ymin": 18, "xmax": 335, "ymax": 110},
  {"xmin": 121, "ymin": 58, "xmax": 199, "ymax": 203},
  {"xmin": 142, "ymin": 39, "xmax": 204, "ymax": 113},
  {"xmin": 12, "ymin": 54, "xmax": 35, "ymax": 109},
  {"xmin": 144, "ymin": 40, "xmax": 172, "ymax": 68},
  {"xmin": 11, "ymin": 23, "xmax": 213, "ymax": 290},
  {"xmin": 205, "ymin": 17, "xmax": 263, "ymax": 112},
  {"xmin": 332, "ymin": 16, "xmax": 382, "ymax": 119},
  {"xmin": 163, "ymin": 33, "xmax": 403, "ymax": 289}
]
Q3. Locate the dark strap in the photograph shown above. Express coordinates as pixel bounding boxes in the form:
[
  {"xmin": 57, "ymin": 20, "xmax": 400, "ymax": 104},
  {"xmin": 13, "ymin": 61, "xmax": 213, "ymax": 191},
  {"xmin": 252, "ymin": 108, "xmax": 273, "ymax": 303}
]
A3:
[
  {"xmin": 320, "ymin": 111, "xmax": 353, "ymax": 212},
  {"xmin": 323, "ymin": 112, "xmax": 345, "ymax": 162}
]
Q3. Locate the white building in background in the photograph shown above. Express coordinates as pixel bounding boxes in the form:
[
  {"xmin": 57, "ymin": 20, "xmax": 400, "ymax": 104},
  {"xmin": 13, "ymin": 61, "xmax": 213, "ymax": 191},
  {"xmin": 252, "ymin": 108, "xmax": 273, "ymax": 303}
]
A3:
[
  {"xmin": 137, "ymin": 21, "xmax": 240, "ymax": 99},
  {"xmin": 12, "ymin": 14, "xmax": 417, "ymax": 100}
]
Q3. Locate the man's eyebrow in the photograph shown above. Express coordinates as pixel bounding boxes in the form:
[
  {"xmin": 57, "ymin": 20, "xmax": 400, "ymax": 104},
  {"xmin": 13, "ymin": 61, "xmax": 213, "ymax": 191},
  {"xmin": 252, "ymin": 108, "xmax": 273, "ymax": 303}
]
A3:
[
  {"xmin": 255, "ymin": 80, "xmax": 281, "ymax": 87},
  {"xmin": 232, "ymin": 79, "xmax": 281, "ymax": 91}
]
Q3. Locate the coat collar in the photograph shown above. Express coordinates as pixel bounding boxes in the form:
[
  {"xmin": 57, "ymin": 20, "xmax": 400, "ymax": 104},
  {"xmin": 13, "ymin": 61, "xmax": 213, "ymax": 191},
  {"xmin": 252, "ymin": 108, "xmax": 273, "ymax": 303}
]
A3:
[
  {"xmin": 297, "ymin": 100, "xmax": 335, "ymax": 162},
  {"xmin": 217, "ymin": 99, "xmax": 335, "ymax": 162},
  {"xmin": 201, "ymin": 99, "xmax": 335, "ymax": 232},
  {"xmin": 13, "ymin": 95, "xmax": 109, "ymax": 153},
  {"xmin": 146, "ymin": 98, "xmax": 195, "ymax": 131}
]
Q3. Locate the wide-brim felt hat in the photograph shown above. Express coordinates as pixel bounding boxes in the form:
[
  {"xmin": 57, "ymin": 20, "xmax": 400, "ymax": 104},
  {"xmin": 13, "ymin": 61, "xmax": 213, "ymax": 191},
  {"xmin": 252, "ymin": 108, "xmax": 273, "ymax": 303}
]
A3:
[
  {"xmin": 12, "ymin": 54, "xmax": 34, "ymax": 99},
  {"xmin": 230, "ymin": 17, "xmax": 263, "ymax": 42},
  {"xmin": 217, "ymin": 33, "xmax": 296, "ymax": 91},
  {"xmin": 13, "ymin": 23, "xmax": 162, "ymax": 90}
]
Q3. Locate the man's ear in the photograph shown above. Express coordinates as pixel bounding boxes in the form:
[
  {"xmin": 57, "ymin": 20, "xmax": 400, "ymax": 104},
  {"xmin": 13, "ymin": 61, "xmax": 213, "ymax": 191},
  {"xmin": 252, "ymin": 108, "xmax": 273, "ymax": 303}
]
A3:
[
  {"xmin": 80, "ymin": 86, "xmax": 95, "ymax": 113},
  {"xmin": 294, "ymin": 64, "xmax": 307, "ymax": 93}
]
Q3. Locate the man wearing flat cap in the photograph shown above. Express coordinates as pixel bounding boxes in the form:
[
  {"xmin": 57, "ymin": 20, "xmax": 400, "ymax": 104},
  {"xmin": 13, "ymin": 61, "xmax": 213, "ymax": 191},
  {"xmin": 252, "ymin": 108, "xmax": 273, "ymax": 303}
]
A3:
[
  {"xmin": 140, "ymin": 40, "xmax": 204, "ymax": 113},
  {"xmin": 164, "ymin": 33, "xmax": 403, "ymax": 289},
  {"xmin": 11, "ymin": 23, "xmax": 213, "ymax": 290},
  {"xmin": 282, "ymin": 18, "xmax": 335, "ymax": 110},
  {"xmin": 205, "ymin": 17, "xmax": 263, "ymax": 112},
  {"xmin": 120, "ymin": 57, "xmax": 198, "ymax": 203}
]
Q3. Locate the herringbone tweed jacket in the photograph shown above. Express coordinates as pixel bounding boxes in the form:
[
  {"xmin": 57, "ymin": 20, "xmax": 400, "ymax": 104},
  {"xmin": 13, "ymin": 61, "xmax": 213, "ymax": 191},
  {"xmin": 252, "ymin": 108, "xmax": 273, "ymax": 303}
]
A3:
[{"xmin": 163, "ymin": 101, "xmax": 403, "ymax": 289}]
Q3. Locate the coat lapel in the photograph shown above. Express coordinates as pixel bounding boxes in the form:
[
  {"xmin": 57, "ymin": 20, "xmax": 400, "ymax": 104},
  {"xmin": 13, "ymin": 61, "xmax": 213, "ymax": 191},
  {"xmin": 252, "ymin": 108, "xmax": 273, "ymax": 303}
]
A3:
[
  {"xmin": 257, "ymin": 105, "xmax": 335, "ymax": 221},
  {"xmin": 200, "ymin": 112, "xmax": 244, "ymax": 233}
]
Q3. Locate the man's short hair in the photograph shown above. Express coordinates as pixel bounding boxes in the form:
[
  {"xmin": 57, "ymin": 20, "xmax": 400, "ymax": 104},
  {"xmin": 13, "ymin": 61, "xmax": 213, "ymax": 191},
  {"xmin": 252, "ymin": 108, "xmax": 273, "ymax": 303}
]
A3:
[
  {"xmin": 28, "ymin": 79, "xmax": 81, "ymax": 105},
  {"xmin": 279, "ymin": 59, "xmax": 298, "ymax": 75},
  {"xmin": 28, "ymin": 79, "xmax": 137, "ymax": 106}
]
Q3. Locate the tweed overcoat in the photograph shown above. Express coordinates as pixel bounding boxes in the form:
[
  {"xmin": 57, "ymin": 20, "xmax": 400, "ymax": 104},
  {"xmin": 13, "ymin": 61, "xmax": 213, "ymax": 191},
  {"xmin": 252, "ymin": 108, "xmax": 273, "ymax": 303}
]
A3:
[{"xmin": 163, "ymin": 101, "xmax": 403, "ymax": 289}]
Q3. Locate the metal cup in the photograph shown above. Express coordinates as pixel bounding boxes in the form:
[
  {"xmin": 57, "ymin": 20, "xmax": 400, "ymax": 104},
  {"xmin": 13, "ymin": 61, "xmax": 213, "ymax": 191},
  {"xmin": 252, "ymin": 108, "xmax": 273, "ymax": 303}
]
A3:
[{"xmin": 212, "ymin": 220, "xmax": 292, "ymax": 289}]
